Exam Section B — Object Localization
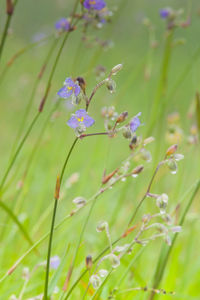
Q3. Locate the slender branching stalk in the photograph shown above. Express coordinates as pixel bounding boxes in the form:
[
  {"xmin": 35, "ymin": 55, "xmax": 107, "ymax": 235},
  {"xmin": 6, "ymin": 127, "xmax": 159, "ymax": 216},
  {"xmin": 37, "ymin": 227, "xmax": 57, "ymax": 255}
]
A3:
[{"xmin": 0, "ymin": 0, "xmax": 19, "ymax": 64}]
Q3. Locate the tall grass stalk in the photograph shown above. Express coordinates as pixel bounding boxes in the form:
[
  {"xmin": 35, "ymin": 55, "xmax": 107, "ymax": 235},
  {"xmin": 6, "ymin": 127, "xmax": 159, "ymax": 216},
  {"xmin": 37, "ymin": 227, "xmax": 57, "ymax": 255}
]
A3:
[
  {"xmin": 0, "ymin": 0, "xmax": 80, "ymax": 193},
  {"xmin": 0, "ymin": 0, "xmax": 19, "ymax": 64},
  {"xmin": 147, "ymin": 29, "xmax": 174, "ymax": 136}
]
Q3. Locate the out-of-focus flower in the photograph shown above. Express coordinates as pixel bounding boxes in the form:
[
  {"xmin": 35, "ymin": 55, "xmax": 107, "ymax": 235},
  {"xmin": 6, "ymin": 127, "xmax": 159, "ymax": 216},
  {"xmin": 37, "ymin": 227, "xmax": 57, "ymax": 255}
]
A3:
[
  {"xmin": 160, "ymin": 8, "xmax": 170, "ymax": 19},
  {"xmin": 83, "ymin": 0, "xmax": 106, "ymax": 11},
  {"xmin": 50, "ymin": 256, "xmax": 60, "ymax": 270},
  {"xmin": 130, "ymin": 112, "xmax": 142, "ymax": 133},
  {"xmin": 55, "ymin": 18, "xmax": 70, "ymax": 31},
  {"xmin": 57, "ymin": 78, "xmax": 80, "ymax": 99},
  {"xmin": 67, "ymin": 109, "xmax": 95, "ymax": 129}
]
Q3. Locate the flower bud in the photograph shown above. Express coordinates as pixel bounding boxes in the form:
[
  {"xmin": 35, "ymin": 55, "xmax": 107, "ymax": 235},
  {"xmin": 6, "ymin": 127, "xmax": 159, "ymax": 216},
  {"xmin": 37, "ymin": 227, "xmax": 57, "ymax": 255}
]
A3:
[
  {"xmin": 116, "ymin": 111, "xmax": 128, "ymax": 124},
  {"xmin": 111, "ymin": 64, "xmax": 123, "ymax": 75},
  {"xmin": 166, "ymin": 144, "xmax": 178, "ymax": 156},
  {"xmin": 142, "ymin": 214, "xmax": 151, "ymax": 223},
  {"xmin": 85, "ymin": 255, "xmax": 93, "ymax": 270},
  {"xmin": 167, "ymin": 159, "xmax": 178, "ymax": 174},
  {"xmin": 72, "ymin": 196, "xmax": 87, "ymax": 208},
  {"xmin": 140, "ymin": 148, "xmax": 152, "ymax": 162},
  {"xmin": 123, "ymin": 127, "xmax": 132, "ymax": 139},
  {"xmin": 22, "ymin": 267, "xmax": 30, "ymax": 280},
  {"xmin": 165, "ymin": 235, "xmax": 172, "ymax": 246},
  {"xmin": 106, "ymin": 78, "xmax": 116, "ymax": 93},
  {"xmin": 96, "ymin": 221, "xmax": 108, "ymax": 232},
  {"xmin": 99, "ymin": 269, "xmax": 108, "ymax": 278},
  {"xmin": 171, "ymin": 226, "xmax": 182, "ymax": 233},
  {"xmin": 90, "ymin": 275, "xmax": 101, "ymax": 289},
  {"xmin": 156, "ymin": 194, "xmax": 168, "ymax": 214},
  {"xmin": 143, "ymin": 136, "xmax": 155, "ymax": 145},
  {"xmin": 131, "ymin": 165, "xmax": 144, "ymax": 176},
  {"xmin": 107, "ymin": 253, "xmax": 120, "ymax": 268}
]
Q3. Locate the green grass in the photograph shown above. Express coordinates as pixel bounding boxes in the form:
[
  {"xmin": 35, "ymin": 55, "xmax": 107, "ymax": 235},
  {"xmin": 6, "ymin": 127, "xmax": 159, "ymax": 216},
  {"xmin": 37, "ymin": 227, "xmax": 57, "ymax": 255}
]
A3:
[{"xmin": 0, "ymin": 0, "xmax": 200, "ymax": 299}]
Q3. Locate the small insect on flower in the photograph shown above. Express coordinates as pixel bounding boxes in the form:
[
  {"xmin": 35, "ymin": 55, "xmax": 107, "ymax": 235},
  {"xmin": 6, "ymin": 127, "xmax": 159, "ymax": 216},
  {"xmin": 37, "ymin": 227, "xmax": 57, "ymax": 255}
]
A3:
[
  {"xmin": 57, "ymin": 78, "xmax": 81, "ymax": 105},
  {"xmin": 83, "ymin": 0, "xmax": 106, "ymax": 11},
  {"xmin": 67, "ymin": 109, "xmax": 95, "ymax": 134},
  {"xmin": 55, "ymin": 18, "xmax": 70, "ymax": 31},
  {"xmin": 130, "ymin": 112, "xmax": 142, "ymax": 133},
  {"xmin": 160, "ymin": 8, "xmax": 170, "ymax": 19}
]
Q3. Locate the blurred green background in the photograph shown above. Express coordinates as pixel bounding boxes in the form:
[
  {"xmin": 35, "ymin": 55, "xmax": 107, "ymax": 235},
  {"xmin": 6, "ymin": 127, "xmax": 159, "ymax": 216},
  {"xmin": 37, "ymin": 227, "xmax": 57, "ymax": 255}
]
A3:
[{"xmin": 0, "ymin": 0, "xmax": 200, "ymax": 299}]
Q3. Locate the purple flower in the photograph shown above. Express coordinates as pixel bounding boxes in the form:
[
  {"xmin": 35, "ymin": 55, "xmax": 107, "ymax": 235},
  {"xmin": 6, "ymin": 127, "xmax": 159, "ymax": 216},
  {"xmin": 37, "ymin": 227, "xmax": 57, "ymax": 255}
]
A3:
[
  {"xmin": 55, "ymin": 18, "xmax": 70, "ymax": 31},
  {"xmin": 160, "ymin": 8, "xmax": 170, "ymax": 19},
  {"xmin": 130, "ymin": 112, "xmax": 142, "ymax": 133},
  {"xmin": 67, "ymin": 109, "xmax": 95, "ymax": 129},
  {"xmin": 57, "ymin": 78, "xmax": 80, "ymax": 99},
  {"xmin": 83, "ymin": 0, "xmax": 106, "ymax": 11},
  {"xmin": 50, "ymin": 255, "xmax": 60, "ymax": 269}
]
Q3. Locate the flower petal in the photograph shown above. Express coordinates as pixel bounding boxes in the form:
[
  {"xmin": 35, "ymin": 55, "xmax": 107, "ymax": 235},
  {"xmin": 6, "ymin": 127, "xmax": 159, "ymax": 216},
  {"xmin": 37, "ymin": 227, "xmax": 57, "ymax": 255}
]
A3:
[
  {"xmin": 75, "ymin": 109, "xmax": 87, "ymax": 118},
  {"xmin": 57, "ymin": 86, "xmax": 73, "ymax": 98},
  {"xmin": 83, "ymin": 114, "xmax": 95, "ymax": 127},
  {"xmin": 74, "ymin": 84, "xmax": 81, "ymax": 96},
  {"xmin": 67, "ymin": 116, "xmax": 79, "ymax": 128}
]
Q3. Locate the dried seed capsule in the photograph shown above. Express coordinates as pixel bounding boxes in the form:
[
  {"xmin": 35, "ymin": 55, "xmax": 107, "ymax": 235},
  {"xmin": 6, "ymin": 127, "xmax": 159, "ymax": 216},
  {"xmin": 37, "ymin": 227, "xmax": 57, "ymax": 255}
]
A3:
[
  {"xmin": 166, "ymin": 144, "xmax": 178, "ymax": 156},
  {"xmin": 85, "ymin": 255, "xmax": 93, "ymax": 270},
  {"xmin": 111, "ymin": 64, "xmax": 123, "ymax": 75}
]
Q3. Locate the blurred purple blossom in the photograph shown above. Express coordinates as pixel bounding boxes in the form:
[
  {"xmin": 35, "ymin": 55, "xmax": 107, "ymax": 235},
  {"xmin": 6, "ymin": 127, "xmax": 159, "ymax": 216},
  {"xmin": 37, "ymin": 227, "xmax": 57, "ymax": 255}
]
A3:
[
  {"xmin": 83, "ymin": 0, "xmax": 106, "ymax": 11},
  {"xmin": 160, "ymin": 8, "xmax": 170, "ymax": 19},
  {"xmin": 67, "ymin": 109, "xmax": 95, "ymax": 129},
  {"xmin": 55, "ymin": 18, "xmax": 70, "ymax": 31},
  {"xmin": 130, "ymin": 112, "xmax": 142, "ymax": 133},
  {"xmin": 57, "ymin": 78, "xmax": 80, "ymax": 99},
  {"xmin": 50, "ymin": 255, "xmax": 60, "ymax": 269}
]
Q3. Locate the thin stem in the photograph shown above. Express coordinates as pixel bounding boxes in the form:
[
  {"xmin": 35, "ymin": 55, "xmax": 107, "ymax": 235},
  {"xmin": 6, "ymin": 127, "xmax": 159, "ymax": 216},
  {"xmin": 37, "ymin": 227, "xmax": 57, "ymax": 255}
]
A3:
[
  {"xmin": 0, "ymin": 111, "xmax": 40, "ymax": 191},
  {"xmin": 0, "ymin": 0, "xmax": 19, "ymax": 64},
  {"xmin": 128, "ymin": 162, "xmax": 162, "ymax": 226},
  {"xmin": 80, "ymin": 132, "xmax": 108, "ymax": 139},
  {"xmin": 0, "ymin": 33, "xmax": 54, "ymax": 84},
  {"xmin": 147, "ymin": 29, "xmax": 174, "ymax": 136},
  {"xmin": 43, "ymin": 137, "xmax": 78, "ymax": 300},
  {"xmin": 0, "ymin": 199, "xmax": 34, "ymax": 247},
  {"xmin": 10, "ymin": 37, "xmax": 59, "ymax": 156}
]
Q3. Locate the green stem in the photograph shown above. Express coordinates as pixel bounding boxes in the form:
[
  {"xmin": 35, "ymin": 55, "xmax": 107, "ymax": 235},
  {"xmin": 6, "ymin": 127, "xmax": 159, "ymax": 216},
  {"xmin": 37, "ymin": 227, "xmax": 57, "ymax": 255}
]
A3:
[
  {"xmin": 0, "ymin": 199, "xmax": 34, "ymax": 247},
  {"xmin": 0, "ymin": 6, "xmax": 79, "ymax": 192},
  {"xmin": 0, "ymin": 0, "xmax": 19, "ymax": 64},
  {"xmin": 43, "ymin": 137, "xmax": 78, "ymax": 300},
  {"xmin": 148, "ymin": 179, "xmax": 200, "ymax": 300},
  {"xmin": 0, "ymin": 111, "xmax": 40, "ymax": 192},
  {"xmin": 10, "ymin": 37, "xmax": 59, "ymax": 157},
  {"xmin": 147, "ymin": 29, "xmax": 174, "ymax": 136},
  {"xmin": 0, "ymin": 33, "xmax": 54, "ymax": 84}
]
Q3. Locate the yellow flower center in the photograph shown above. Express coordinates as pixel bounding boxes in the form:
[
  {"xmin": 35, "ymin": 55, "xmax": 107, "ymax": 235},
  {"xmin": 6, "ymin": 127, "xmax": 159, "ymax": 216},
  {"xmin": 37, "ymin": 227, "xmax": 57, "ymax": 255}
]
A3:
[
  {"xmin": 68, "ymin": 86, "xmax": 73, "ymax": 90},
  {"xmin": 89, "ymin": 0, "xmax": 96, "ymax": 4},
  {"xmin": 77, "ymin": 117, "xmax": 84, "ymax": 122}
]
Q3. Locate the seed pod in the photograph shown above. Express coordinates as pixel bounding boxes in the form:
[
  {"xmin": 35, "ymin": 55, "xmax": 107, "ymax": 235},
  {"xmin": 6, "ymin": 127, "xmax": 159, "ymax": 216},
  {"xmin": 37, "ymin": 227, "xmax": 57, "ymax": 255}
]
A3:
[
  {"xmin": 76, "ymin": 77, "xmax": 86, "ymax": 94},
  {"xmin": 132, "ymin": 165, "xmax": 144, "ymax": 175}
]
